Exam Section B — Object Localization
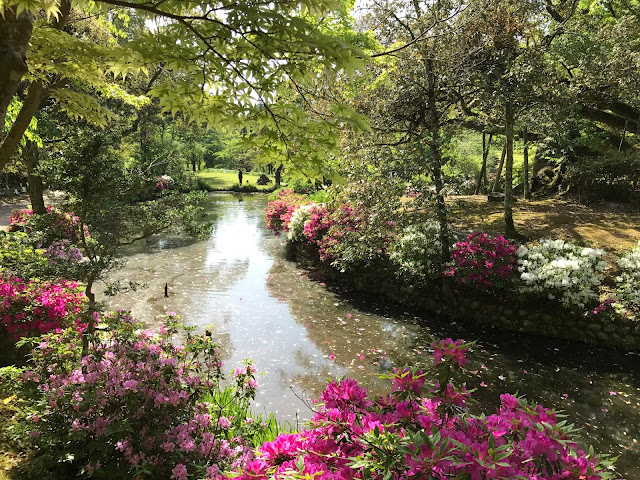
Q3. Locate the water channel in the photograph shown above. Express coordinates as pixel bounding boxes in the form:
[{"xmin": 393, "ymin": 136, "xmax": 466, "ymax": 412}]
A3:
[{"xmin": 100, "ymin": 192, "xmax": 640, "ymax": 478}]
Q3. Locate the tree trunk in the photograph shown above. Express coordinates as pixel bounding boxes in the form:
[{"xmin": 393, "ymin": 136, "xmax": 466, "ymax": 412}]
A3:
[
  {"xmin": 523, "ymin": 127, "xmax": 530, "ymax": 200},
  {"xmin": 275, "ymin": 164, "xmax": 282, "ymax": 186},
  {"xmin": 504, "ymin": 102, "xmax": 517, "ymax": 238},
  {"xmin": 81, "ymin": 277, "xmax": 96, "ymax": 359},
  {"xmin": 475, "ymin": 132, "xmax": 493, "ymax": 194},
  {"xmin": 23, "ymin": 141, "xmax": 46, "ymax": 214},
  {"xmin": 492, "ymin": 143, "xmax": 507, "ymax": 192},
  {"xmin": 0, "ymin": 80, "xmax": 47, "ymax": 171},
  {"xmin": 426, "ymin": 59, "xmax": 451, "ymax": 272},
  {"xmin": 0, "ymin": 8, "xmax": 34, "ymax": 134},
  {"xmin": 0, "ymin": 0, "xmax": 72, "ymax": 170}
]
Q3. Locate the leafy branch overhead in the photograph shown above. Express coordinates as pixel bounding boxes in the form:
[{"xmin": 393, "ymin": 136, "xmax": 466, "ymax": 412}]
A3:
[{"xmin": 0, "ymin": 0, "xmax": 369, "ymax": 172}]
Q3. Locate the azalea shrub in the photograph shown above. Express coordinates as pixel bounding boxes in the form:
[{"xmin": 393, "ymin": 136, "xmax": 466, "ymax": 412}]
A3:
[
  {"xmin": 0, "ymin": 275, "xmax": 87, "ymax": 339},
  {"xmin": 265, "ymin": 189, "xmax": 309, "ymax": 235},
  {"xmin": 445, "ymin": 232, "xmax": 519, "ymax": 290},
  {"xmin": 9, "ymin": 206, "xmax": 90, "ymax": 247},
  {"xmin": 302, "ymin": 203, "xmax": 333, "ymax": 247},
  {"xmin": 317, "ymin": 202, "xmax": 398, "ymax": 269},
  {"xmin": 391, "ymin": 221, "xmax": 448, "ymax": 279},
  {"xmin": 0, "ymin": 311, "xmax": 271, "ymax": 479},
  {"xmin": 518, "ymin": 240, "xmax": 608, "ymax": 309},
  {"xmin": 287, "ymin": 204, "xmax": 317, "ymax": 242},
  {"xmin": 226, "ymin": 337, "xmax": 620, "ymax": 480},
  {"xmin": 616, "ymin": 242, "xmax": 640, "ymax": 311}
]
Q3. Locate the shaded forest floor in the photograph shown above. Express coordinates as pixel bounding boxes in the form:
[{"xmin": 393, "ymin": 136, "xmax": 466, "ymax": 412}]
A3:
[{"xmin": 446, "ymin": 195, "xmax": 640, "ymax": 257}]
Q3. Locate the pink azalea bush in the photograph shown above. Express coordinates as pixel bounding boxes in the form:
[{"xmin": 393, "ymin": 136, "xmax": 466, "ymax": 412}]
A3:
[
  {"xmin": 1, "ymin": 311, "xmax": 265, "ymax": 479},
  {"xmin": 265, "ymin": 189, "xmax": 309, "ymax": 235},
  {"xmin": 303, "ymin": 204, "xmax": 333, "ymax": 250},
  {"xmin": 9, "ymin": 206, "xmax": 89, "ymax": 246},
  {"xmin": 445, "ymin": 232, "xmax": 519, "ymax": 290},
  {"xmin": 0, "ymin": 275, "xmax": 87, "ymax": 339},
  {"xmin": 225, "ymin": 339, "xmax": 621, "ymax": 480}
]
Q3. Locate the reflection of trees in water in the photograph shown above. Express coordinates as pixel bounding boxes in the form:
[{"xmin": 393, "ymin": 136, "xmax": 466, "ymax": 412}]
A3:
[{"xmin": 267, "ymin": 263, "xmax": 429, "ymax": 357}]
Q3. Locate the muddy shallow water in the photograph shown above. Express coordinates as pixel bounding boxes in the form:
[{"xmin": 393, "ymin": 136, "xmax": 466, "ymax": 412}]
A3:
[{"xmin": 100, "ymin": 193, "xmax": 640, "ymax": 477}]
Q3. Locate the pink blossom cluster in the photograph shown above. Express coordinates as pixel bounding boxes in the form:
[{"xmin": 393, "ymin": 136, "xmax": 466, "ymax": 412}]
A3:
[
  {"xmin": 156, "ymin": 177, "xmax": 170, "ymax": 191},
  {"xmin": 590, "ymin": 298, "xmax": 616, "ymax": 316},
  {"xmin": 444, "ymin": 232, "xmax": 519, "ymax": 289},
  {"xmin": 44, "ymin": 239, "xmax": 83, "ymax": 264},
  {"xmin": 265, "ymin": 189, "xmax": 309, "ymax": 235},
  {"xmin": 313, "ymin": 203, "xmax": 362, "ymax": 261},
  {"xmin": 0, "ymin": 275, "xmax": 86, "ymax": 339},
  {"xmin": 431, "ymin": 338, "xmax": 470, "ymax": 369},
  {"xmin": 302, "ymin": 204, "xmax": 334, "ymax": 257},
  {"xmin": 20, "ymin": 311, "xmax": 256, "ymax": 478},
  {"xmin": 9, "ymin": 206, "xmax": 89, "ymax": 245},
  {"xmin": 7, "ymin": 205, "xmax": 56, "ymax": 225},
  {"xmin": 224, "ymin": 347, "xmax": 619, "ymax": 480}
]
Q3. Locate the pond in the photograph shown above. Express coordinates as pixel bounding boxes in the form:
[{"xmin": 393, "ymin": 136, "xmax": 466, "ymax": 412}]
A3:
[{"xmin": 101, "ymin": 192, "xmax": 640, "ymax": 478}]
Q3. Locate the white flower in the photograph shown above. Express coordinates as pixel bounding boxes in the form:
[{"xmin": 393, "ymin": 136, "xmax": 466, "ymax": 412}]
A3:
[{"xmin": 518, "ymin": 239, "xmax": 607, "ymax": 309}]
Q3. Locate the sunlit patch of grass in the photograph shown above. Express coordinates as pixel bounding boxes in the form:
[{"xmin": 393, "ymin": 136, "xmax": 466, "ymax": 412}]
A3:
[{"xmin": 197, "ymin": 169, "xmax": 274, "ymax": 191}]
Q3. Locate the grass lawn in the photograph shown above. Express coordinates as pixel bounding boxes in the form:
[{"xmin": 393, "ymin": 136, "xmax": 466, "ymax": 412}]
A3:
[{"xmin": 196, "ymin": 169, "xmax": 275, "ymax": 191}]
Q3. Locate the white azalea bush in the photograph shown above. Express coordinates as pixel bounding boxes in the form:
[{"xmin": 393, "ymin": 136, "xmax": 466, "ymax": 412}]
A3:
[
  {"xmin": 286, "ymin": 204, "xmax": 316, "ymax": 242},
  {"xmin": 616, "ymin": 242, "xmax": 640, "ymax": 310},
  {"xmin": 391, "ymin": 221, "xmax": 445, "ymax": 279},
  {"xmin": 517, "ymin": 239, "xmax": 608, "ymax": 309}
]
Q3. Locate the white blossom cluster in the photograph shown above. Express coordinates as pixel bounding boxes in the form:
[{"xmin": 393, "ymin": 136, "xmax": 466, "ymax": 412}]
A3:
[
  {"xmin": 517, "ymin": 239, "xmax": 608, "ymax": 309},
  {"xmin": 616, "ymin": 241, "xmax": 640, "ymax": 309},
  {"xmin": 287, "ymin": 204, "xmax": 316, "ymax": 242},
  {"xmin": 391, "ymin": 221, "xmax": 443, "ymax": 279}
]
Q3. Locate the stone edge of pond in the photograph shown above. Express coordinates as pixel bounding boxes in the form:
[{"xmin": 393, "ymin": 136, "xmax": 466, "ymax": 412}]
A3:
[{"xmin": 286, "ymin": 241, "xmax": 640, "ymax": 351}]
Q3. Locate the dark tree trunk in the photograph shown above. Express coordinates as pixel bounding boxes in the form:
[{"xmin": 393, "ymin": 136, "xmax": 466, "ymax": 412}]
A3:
[
  {"xmin": 0, "ymin": 80, "xmax": 46, "ymax": 171},
  {"xmin": 523, "ymin": 127, "xmax": 530, "ymax": 200},
  {"xmin": 504, "ymin": 102, "xmax": 517, "ymax": 238},
  {"xmin": 0, "ymin": 8, "xmax": 34, "ymax": 134},
  {"xmin": 275, "ymin": 164, "xmax": 282, "ymax": 186},
  {"xmin": 492, "ymin": 143, "xmax": 507, "ymax": 192},
  {"xmin": 475, "ymin": 132, "xmax": 493, "ymax": 194},
  {"xmin": 426, "ymin": 59, "xmax": 451, "ymax": 270},
  {"xmin": 23, "ymin": 141, "xmax": 46, "ymax": 214},
  {"xmin": 0, "ymin": 1, "xmax": 71, "ymax": 170}
]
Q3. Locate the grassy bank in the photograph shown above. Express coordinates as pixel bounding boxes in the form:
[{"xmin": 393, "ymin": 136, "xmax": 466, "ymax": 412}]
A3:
[{"xmin": 196, "ymin": 169, "xmax": 275, "ymax": 191}]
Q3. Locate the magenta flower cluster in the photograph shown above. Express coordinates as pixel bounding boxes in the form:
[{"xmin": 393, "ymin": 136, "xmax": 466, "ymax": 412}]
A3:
[
  {"xmin": 0, "ymin": 275, "xmax": 87, "ymax": 339},
  {"xmin": 302, "ymin": 204, "xmax": 334, "ymax": 258},
  {"xmin": 223, "ymin": 341, "xmax": 619, "ymax": 480},
  {"xmin": 265, "ymin": 189, "xmax": 309, "ymax": 235},
  {"xmin": 431, "ymin": 337, "xmax": 469, "ymax": 369},
  {"xmin": 156, "ymin": 177, "xmax": 170, "ymax": 191},
  {"xmin": 444, "ymin": 232, "xmax": 519, "ymax": 289}
]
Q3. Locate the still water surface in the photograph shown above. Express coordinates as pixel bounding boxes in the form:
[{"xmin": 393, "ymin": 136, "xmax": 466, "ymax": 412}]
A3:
[{"xmin": 101, "ymin": 193, "xmax": 639, "ymax": 477}]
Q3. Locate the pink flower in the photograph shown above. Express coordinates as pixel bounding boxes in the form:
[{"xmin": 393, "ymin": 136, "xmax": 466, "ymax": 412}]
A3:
[
  {"xmin": 171, "ymin": 463, "xmax": 188, "ymax": 480},
  {"xmin": 218, "ymin": 416, "xmax": 232, "ymax": 429}
]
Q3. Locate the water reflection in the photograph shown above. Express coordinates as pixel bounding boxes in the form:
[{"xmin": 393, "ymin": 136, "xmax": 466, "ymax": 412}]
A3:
[{"xmin": 101, "ymin": 193, "xmax": 639, "ymax": 478}]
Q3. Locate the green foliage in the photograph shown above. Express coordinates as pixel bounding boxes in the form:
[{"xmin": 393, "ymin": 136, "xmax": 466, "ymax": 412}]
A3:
[
  {"xmin": 565, "ymin": 151, "xmax": 640, "ymax": 204},
  {"xmin": 0, "ymin": 232, "xmax": 48, "ymax": 280}
]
